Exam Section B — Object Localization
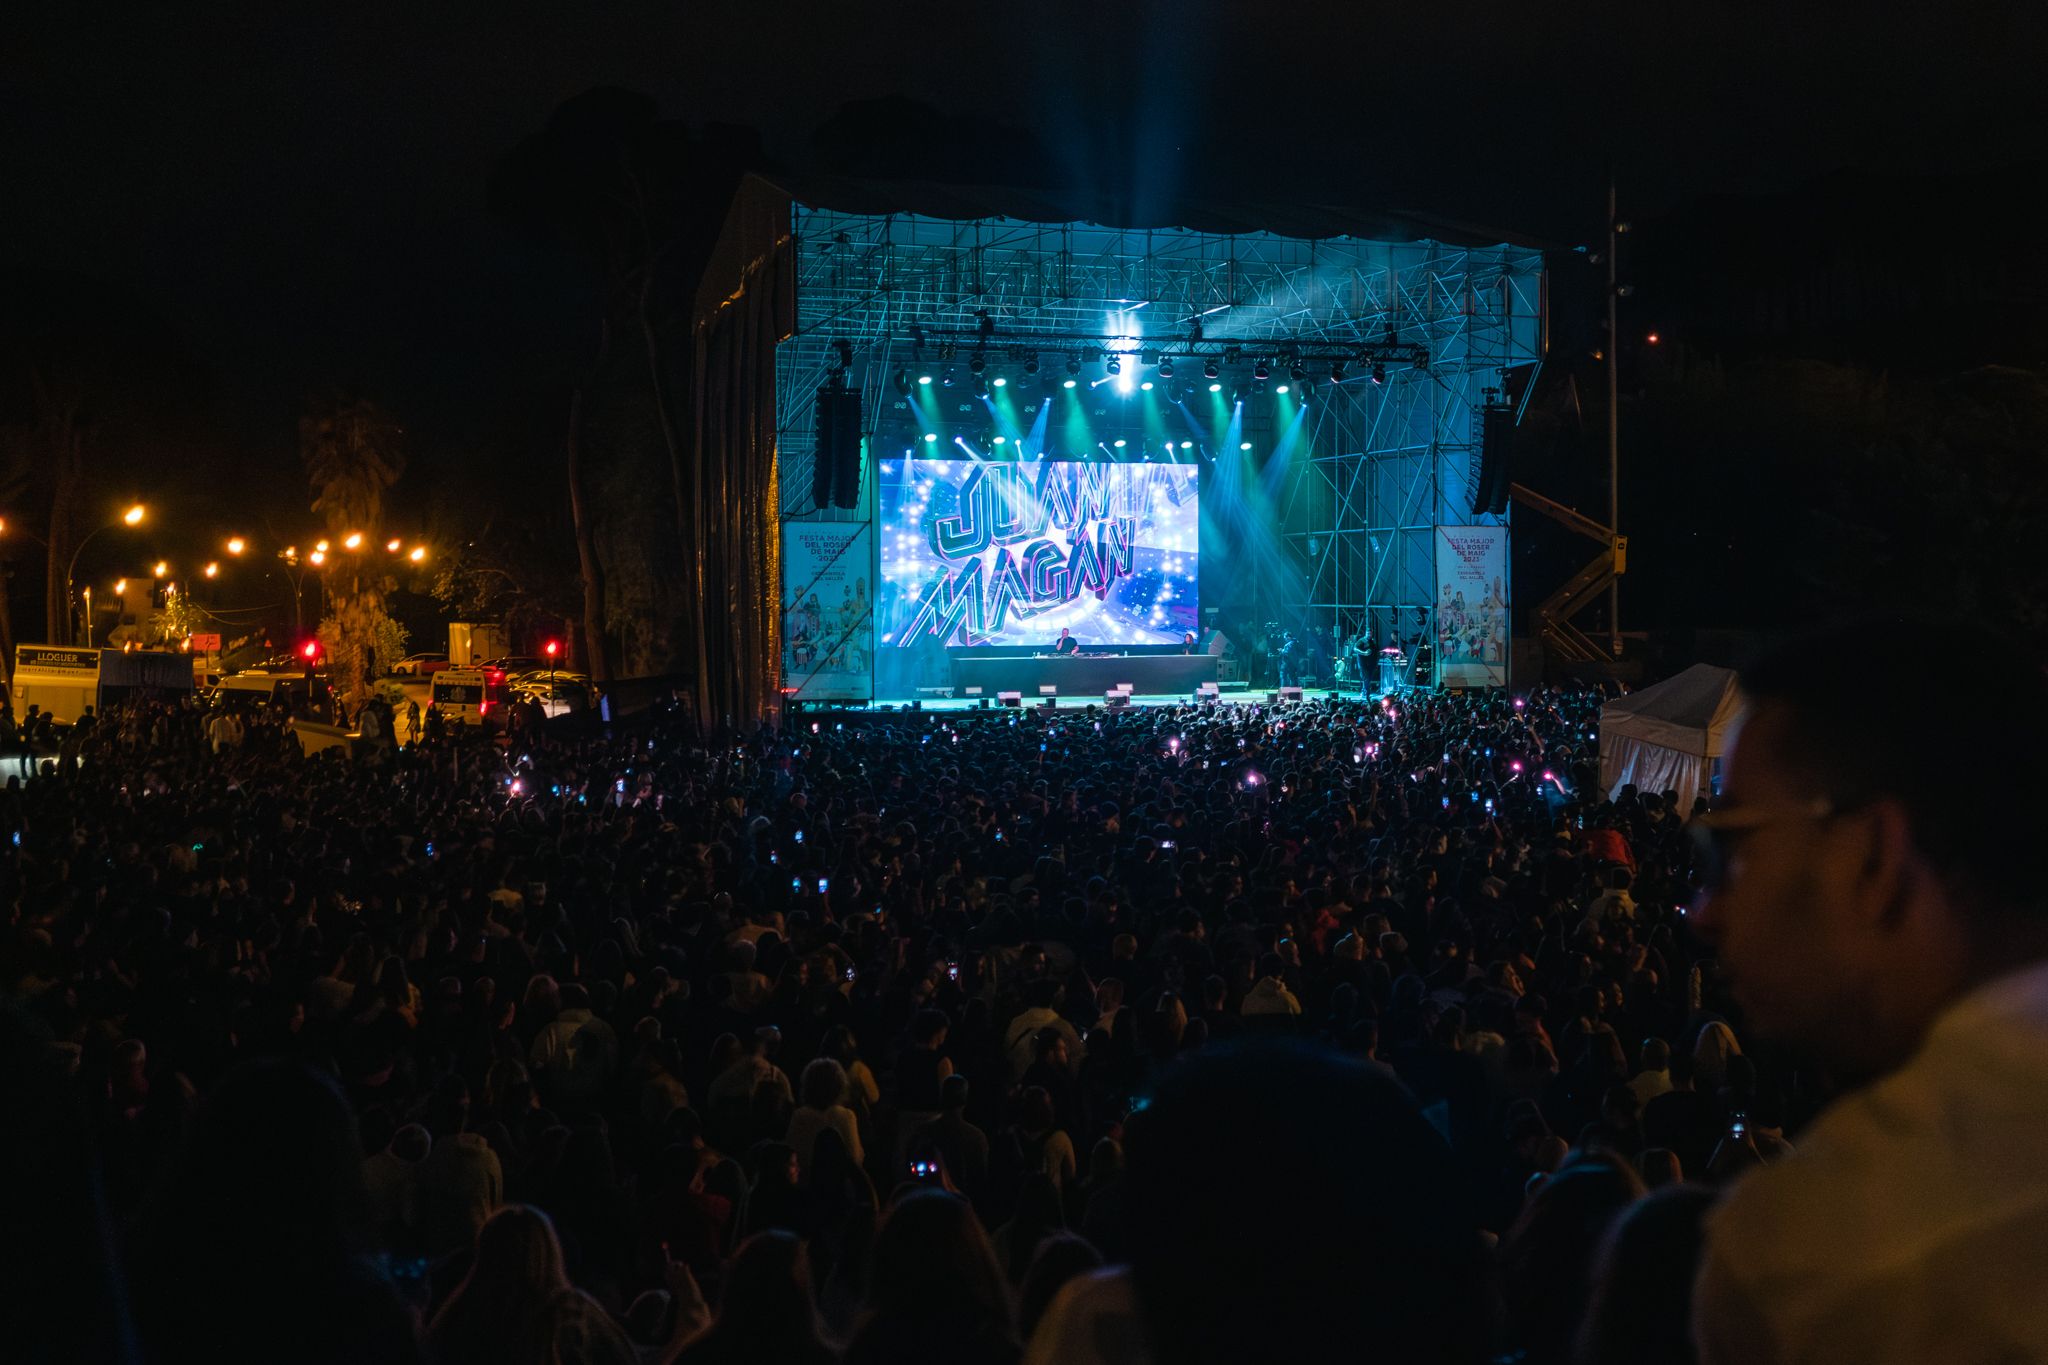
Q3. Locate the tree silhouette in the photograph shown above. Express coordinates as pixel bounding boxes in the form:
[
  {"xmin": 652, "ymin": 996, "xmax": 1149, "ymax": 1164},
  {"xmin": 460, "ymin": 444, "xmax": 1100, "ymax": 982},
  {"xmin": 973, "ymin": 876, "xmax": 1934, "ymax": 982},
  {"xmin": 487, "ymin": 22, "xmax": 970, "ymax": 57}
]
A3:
[{"xmin": 300, "ymin": 396, "xmax": 408, "ymax": 707}]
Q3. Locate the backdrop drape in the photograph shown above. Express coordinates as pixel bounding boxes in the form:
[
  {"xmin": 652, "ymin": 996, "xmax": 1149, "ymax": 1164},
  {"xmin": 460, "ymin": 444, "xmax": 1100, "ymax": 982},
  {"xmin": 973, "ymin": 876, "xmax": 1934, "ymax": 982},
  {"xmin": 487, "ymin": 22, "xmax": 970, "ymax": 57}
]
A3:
[{"xmin": 686, "ymin": 181, "xmax": 795, "ymax": 733}]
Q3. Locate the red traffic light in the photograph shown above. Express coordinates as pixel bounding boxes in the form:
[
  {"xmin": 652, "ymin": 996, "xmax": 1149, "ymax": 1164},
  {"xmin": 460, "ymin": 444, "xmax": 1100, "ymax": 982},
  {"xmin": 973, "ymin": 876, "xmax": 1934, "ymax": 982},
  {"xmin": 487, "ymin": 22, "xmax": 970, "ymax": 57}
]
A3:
[
  {"xmin": 300, "ymin": 640, "xmax": 321, "ymax": 661},
  {"xmin": 545, "ymin": 640, "xmax": 560, "ymax": 658}
]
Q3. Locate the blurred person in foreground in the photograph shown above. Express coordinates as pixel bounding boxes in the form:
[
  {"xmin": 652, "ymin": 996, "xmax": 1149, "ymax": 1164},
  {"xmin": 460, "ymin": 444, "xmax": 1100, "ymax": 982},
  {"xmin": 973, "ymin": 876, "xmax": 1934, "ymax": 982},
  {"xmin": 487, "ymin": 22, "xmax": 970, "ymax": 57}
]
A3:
[
  {"xmin": 1026, "ymin": 1039, "xmax": 1492, "ymax": 1365},
  {"xmin": 1689, "ymin": 619, "xmax": 2048, "ymax": 1365}
]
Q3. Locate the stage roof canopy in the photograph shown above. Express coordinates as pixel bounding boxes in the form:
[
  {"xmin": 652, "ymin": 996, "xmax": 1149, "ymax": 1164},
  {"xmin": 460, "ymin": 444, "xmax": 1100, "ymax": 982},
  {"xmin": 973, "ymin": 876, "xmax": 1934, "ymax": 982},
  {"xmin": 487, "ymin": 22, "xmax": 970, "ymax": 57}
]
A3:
[{"xmin": 696, "ymin": 172, "xmax": 1549, "ymax": 326}]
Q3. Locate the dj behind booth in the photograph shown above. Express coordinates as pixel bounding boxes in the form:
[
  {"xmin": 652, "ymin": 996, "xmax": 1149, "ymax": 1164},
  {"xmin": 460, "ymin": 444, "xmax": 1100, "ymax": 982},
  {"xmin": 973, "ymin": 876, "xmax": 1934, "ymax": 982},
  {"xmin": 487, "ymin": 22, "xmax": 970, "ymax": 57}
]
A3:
[{"xmin": 948, "ymin": 633, "xmax": 1220, "ymax": 698}]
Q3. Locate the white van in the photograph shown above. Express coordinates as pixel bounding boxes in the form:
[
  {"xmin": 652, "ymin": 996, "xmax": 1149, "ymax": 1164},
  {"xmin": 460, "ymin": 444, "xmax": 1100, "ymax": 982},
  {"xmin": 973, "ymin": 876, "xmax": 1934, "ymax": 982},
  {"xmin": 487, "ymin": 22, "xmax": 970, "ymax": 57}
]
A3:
[{"xmin": 430, "ymin": 668, "xmax": 508, "ymax": 725}]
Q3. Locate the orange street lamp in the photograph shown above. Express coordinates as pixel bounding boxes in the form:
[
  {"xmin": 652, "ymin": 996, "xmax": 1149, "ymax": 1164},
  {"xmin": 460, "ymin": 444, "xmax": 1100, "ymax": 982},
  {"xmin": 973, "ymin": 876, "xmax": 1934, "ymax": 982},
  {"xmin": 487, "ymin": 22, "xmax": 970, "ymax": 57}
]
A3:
[
  {"xmin": 315, "ymin": 539, "xmax": 330, "ymax": 554},
  {"xmin": 153, "ymin": 560, "xmax": 169, "ymax": 578},
  {"xmin": 408, "ymin": 546, "xmax": 427, "ymax": 563},
  {"xmin": 386, "ymin": 537, "xmax": 402, "ymax": 553},
  {"xmin": 226, "ymin": 537, "xmax": 246, "ymax": 555},
  {"xmin": 343, "ymin": 531, "xmax": 363, "ymax": 550},
  {"xmin": 309, "ymin": 549, "xmax": 327, "ymax": 566},
  {"xmin": 113, "ymin": 578, "xmax": 127, "ymax": 594},
  {"xmin": 63, "ymin": 504, "xmax": 147, "ymax": 644},
  {"xmin": 204, "ymin": 562, "xmax": 219, "ymax": 579}
]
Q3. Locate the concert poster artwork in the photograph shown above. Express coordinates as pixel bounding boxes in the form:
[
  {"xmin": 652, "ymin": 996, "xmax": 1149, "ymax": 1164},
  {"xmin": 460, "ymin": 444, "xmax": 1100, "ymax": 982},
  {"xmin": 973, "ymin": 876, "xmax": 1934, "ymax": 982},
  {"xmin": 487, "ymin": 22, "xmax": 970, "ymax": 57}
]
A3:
[
  {"xmin": 782, "ymin": 522, "xmax": 874, "ymax": 701},
  {"xmin": 1434, "ymin": 525, "xmax": 1509, "ymax": 689}
]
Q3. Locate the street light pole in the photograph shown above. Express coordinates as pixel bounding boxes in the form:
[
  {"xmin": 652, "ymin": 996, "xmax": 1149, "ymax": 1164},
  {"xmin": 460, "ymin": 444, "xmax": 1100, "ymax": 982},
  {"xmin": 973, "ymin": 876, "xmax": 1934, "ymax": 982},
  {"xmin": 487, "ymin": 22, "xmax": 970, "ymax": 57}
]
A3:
[{"xmin": 63, "ymin": 505, "xmax": 145, "ymax": 648}]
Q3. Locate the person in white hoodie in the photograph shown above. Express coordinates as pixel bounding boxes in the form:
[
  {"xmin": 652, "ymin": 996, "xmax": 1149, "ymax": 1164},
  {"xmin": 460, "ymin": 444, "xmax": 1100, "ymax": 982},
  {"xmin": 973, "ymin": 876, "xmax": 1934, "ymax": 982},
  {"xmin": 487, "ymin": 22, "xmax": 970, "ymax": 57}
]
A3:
[{"xmin": 1240, "ymin": 953, "xmax": 1302, "ymax": 1018}]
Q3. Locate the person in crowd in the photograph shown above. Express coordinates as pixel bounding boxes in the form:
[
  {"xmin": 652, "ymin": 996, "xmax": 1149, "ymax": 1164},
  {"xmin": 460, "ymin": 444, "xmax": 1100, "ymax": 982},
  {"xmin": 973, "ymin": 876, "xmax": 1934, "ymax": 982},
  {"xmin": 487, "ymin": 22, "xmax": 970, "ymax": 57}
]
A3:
[
  {"xmin": 673, "ymin": 1230, "xmax": 836, "ymax": 1365},
  {"xmin": 125, "ymin": 1060, "xmax": 425, "ymax": 1365},
  {"xmin": 785, "ymin": 1056, "xmax": 864, "ymax": 1181},
  {"xmin": 1691, "ymin": 620, "xmax": 2048, "ymax": 1364},
  {"xmin": 843, "ymin": 1187, "xmax": 1018, "ymax": 1365},
  {"xmin": 1017, "ymin": 1232, "xmax": 1102, "ymax": 1343},
  {"xmin": 426, "ymin": 1203, "xmax": 655, "ymax": 1365},
  {"xmin": 909, "ymin": 1074, "xmax": 990, "ymax": 1209},
  {"xmin": 1499, "ymin": 1157, "xmax": 1645, "ymax": 1365},
  {"xmin": 1577, "ymin": 1184, "xmax": 1716, "ymax": 1365}
]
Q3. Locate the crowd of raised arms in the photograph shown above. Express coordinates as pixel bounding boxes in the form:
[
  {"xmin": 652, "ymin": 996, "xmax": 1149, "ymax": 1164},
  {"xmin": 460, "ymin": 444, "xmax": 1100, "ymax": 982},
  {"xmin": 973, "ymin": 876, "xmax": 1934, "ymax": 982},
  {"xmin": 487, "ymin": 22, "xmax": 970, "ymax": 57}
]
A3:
[{"xmin": 0, "ymin": 679, "xmax": 1864, "ymax": 1364}]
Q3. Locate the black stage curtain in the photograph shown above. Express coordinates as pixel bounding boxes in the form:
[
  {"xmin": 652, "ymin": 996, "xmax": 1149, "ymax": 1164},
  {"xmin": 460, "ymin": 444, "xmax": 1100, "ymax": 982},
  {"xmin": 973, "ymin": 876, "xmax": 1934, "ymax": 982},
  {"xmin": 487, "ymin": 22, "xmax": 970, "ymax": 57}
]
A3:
[{"xmin": 685, "ymin": 192, "xmax": 795, "ymax": 734}]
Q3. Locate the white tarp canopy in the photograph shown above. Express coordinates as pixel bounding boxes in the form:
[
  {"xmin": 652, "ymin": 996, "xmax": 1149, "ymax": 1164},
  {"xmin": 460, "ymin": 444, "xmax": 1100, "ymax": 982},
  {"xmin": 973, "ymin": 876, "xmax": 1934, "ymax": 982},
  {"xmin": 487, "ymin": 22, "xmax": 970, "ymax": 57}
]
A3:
[{"xmin": 1598, "ymin": 663, "xmax": 1744, "ymax": 812}]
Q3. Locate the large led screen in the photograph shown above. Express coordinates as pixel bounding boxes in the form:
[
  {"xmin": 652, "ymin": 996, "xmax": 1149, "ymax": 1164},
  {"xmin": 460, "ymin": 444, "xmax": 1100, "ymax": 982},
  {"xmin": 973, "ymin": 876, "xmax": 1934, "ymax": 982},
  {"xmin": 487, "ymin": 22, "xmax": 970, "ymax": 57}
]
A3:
[{"xmin": 874, "ymin": 458, "xmax": 1198, "ymax": 689}]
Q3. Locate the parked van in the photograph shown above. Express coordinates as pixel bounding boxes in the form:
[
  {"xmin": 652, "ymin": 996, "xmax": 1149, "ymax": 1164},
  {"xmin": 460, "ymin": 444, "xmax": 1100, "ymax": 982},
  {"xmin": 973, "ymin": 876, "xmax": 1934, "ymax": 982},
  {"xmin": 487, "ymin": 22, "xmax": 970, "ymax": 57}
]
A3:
[
  {"xmin": 429, "ymin": 668, "xmax": 507, "ymax": 725},
  {"xmin": 209, "ymin": 670, "xmax": 333, "ymax": 715}
]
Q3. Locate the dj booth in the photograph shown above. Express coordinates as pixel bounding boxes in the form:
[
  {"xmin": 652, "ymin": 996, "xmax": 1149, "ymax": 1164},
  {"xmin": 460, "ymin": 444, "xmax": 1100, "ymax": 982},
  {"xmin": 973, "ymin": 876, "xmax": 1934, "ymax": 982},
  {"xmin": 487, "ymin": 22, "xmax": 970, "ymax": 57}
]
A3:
[{"xmin": 949, "ymin": 649, "xmax": 1219, "ymax": 697}]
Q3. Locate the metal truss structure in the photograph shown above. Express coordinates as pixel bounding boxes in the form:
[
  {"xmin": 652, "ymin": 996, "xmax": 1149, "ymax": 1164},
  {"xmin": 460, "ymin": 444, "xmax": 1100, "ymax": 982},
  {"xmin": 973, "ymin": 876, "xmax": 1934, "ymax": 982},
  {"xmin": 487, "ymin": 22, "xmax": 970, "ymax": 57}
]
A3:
[{"xmin": 776, "ymin": 201, "xmax": 1544, "ymax": 682}]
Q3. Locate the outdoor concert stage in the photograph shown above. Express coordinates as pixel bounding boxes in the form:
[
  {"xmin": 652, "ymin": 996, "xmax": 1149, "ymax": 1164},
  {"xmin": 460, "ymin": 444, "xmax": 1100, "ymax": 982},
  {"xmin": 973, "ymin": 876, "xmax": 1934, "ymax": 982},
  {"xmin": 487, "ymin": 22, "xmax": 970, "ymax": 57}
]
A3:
[{"xmin": 738, "ymin": 172, "xmax": 1543, "ymax": 716}]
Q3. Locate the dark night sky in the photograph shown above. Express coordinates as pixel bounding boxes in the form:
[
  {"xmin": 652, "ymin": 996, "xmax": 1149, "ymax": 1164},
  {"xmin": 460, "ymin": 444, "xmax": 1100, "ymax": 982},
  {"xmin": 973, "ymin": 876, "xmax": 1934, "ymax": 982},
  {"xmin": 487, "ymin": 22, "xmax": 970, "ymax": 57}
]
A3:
[{"xmin": 4, "ymin": 1, "xmax": 2043, "ymax": 505}]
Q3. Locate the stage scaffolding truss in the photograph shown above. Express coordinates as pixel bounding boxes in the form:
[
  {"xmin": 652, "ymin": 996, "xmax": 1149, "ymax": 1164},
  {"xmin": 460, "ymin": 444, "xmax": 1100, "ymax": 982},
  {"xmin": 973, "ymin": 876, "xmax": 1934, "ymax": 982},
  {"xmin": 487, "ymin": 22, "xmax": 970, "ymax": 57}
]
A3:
[{"xmin": 774, "ymin": 196, "xmax": 1544, "ymax": 692}]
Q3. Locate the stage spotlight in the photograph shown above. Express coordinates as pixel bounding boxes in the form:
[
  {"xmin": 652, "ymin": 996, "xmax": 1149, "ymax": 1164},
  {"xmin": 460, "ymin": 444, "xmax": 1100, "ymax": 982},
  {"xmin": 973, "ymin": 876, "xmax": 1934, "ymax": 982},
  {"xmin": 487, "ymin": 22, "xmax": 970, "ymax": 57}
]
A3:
[
  {"xmin": 1106, "ymin": 356, "xmax": 1121, "ymax": 376},
  {"xmin": 1275, "ymin": 383, "xmax": 1290, "ymax": 394},
  {"xmin": 1140, "ymin": 380, "xmax": 1155, "ymax": 391},
  {"xmin": 892, "ymin": 368, "xmax": 911, "ymax": 396},
  {"xmin": 993, "ymin": 435, "xmax": 1008, "ymax": 444},
  {"xmin": 1240, "ymin": 441, "xmax": 1253, "ymax": 450},
  {"xmin": 1207, "ymin": 381, "xmax": 1223, "ymax": 393},
  {"xmin": 1066, "ymin": 355, "xmax": 1082, "ymax": 378},
  {"xmin": 923, "ymin": 432, "xmax": 938, "ymax": 442},
  {"xmin": 1179, "ymin": 441, "xmax": 1194, "ymax": 450},
  {"xmin": 1113, "ymin": 438, "xmax": 1127, "ymax": 448},
  {"xmin": 1203, "ymin": 358, "xmax": 1220, "ymax": 380},
  {"xmin": 1330, "ymin": 360, "xmax": 1347, "ymax": 383},
  {"xmin": 917, "ymin": 372, "xmax": 933, "ymax": 386},
  {"xmin": 1062, "ymin": 376, "xmax": 1078, "ymax": 389},
  {"xmin": 1023, "ymin": 354, "xmax": 1040, "ymax": 375},
  {"xmin": 969, "ymin": 352, "xmax": 986, "ymax": 374},
  {"xmin": 1253, "ymin": 360, "xmax": 1271, "ymax": 381},
  {"xmin": 1288, "ymin": 363, "xmax": 1306, "ymax": 385},
  {"xmin": 1158, "ymin": 357, "xmax": 1174, "ymax": 378},
  {"xmin": 1371, "ymin": 362, "xmax": 1387, "ymax": 385},
  {"xmin": 992, "ymin": 375, "xmax": 1008, "ymax": 387}
]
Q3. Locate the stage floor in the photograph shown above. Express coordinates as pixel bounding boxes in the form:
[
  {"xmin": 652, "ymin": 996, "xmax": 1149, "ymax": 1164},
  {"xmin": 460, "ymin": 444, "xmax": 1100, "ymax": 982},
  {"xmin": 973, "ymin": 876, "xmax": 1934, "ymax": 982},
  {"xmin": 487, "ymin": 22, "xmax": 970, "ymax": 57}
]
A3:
[{"xmin": 819, "ymin": 688, "xmax": 1364, "ymax": 713}]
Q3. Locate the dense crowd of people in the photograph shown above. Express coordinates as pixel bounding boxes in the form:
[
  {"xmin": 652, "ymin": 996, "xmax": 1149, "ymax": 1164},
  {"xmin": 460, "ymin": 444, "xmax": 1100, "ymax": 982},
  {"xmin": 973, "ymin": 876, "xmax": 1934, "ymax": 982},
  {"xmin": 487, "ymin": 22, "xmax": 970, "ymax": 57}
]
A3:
[{"xmin": 5, "ymin": 631, "xmax": 2044, "ymax": 1364}]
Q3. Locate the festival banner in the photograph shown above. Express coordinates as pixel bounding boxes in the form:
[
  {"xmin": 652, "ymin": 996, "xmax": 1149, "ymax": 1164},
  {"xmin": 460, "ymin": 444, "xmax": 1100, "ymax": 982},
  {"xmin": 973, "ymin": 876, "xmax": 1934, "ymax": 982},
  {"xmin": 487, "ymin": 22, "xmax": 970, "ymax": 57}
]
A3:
[
  {"xmin": 1434, "ymin": 526, "xmax": 1509, "ymax": 689},
  {"xmin": 782, "ymin": 522, "xmax": 873, "ymax": 701}
]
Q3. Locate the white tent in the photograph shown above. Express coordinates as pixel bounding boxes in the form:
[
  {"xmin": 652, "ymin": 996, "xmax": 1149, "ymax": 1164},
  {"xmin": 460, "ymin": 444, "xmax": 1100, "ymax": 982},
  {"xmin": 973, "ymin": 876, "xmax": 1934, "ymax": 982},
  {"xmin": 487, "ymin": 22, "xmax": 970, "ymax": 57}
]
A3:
[{"xmin": 1598, "ymin": 663, "xmax": 1744, "ymax": 812}]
